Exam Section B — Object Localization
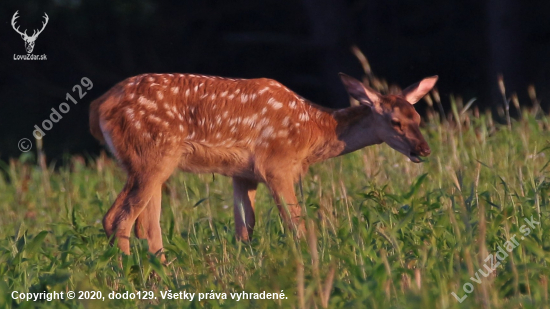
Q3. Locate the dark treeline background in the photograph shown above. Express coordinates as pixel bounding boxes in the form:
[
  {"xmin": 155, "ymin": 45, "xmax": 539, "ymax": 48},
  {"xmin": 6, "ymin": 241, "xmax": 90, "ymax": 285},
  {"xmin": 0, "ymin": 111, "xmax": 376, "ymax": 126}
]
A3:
[{"xmin": 1, "ymin": 0, "xmax": 549, "ymax": 161}]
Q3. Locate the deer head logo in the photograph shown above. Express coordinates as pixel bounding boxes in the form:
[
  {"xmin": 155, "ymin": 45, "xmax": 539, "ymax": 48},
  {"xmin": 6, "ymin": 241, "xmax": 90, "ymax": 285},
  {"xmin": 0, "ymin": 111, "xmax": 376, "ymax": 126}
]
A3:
[{"xmin": 11, "ymin": 11, "xmax": 49, "ymax": 54}]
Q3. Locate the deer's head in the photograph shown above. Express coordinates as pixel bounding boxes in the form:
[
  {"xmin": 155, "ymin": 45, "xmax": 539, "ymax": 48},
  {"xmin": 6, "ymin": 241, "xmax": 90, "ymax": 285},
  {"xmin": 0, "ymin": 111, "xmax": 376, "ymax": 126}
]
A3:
[
  {"xmin": 11, "ymin": 11, "xmax": 49, "ymax": 54},
  {"xmin": 339, "ymin": 73, "xmax": 438, "ymax": 163}
]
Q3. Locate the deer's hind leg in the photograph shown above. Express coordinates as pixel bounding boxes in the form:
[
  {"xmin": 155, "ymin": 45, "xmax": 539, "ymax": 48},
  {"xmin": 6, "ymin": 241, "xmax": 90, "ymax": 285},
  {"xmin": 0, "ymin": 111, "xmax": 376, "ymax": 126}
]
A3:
[
  {"xmin": 103, "ymin": 154, "xmax": 179, "ymax": 256},
  {"xmin": 233, "ymin": 177, "xmax": 258, "ymax": 241},
  {"xmin": 134, "ymin": 187, "xmax": 164, "ymax": 261}
]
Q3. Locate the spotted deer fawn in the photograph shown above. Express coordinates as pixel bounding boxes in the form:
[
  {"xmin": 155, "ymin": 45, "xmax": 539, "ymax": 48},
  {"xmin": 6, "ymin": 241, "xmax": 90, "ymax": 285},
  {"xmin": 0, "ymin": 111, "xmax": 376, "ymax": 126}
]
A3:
[{"xmin": 90, "ymin": 72, "xmax": 437, "ymax": 260}]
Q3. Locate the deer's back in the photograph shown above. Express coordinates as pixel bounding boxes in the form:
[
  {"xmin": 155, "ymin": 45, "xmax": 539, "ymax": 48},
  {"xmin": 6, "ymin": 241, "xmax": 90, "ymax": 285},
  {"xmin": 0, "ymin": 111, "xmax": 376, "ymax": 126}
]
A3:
[{"xmin": 94, "ymin": 73, "xmax": 330, "ymax": 180}]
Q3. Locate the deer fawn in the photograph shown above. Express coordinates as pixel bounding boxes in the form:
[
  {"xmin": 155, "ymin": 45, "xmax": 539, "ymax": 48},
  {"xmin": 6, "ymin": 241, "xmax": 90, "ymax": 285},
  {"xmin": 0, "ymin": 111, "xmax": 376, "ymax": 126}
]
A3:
[{"xmin": 90, "ymin": 72, "xmax": 437, "ymax": 260}]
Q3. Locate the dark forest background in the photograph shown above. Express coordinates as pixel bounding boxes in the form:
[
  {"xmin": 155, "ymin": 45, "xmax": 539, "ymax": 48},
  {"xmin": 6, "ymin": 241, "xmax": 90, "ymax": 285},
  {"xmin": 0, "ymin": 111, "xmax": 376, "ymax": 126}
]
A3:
[{"xmin": 1, "ymin": 0, "xmax": 549, "ymax": 161}]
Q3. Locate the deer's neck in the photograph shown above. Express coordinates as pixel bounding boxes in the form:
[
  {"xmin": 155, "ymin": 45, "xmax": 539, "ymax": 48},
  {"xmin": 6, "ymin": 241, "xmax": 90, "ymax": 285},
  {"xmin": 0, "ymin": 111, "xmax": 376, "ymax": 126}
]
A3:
[{"xmin": 307, "ymin": 105, "xmax": 382, "ymax": 164}]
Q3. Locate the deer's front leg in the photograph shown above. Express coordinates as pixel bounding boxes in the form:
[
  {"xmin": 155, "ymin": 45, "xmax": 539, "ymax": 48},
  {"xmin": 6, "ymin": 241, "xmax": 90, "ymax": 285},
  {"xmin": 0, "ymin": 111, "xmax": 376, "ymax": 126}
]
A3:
[
  {"xmin": 265, "ymin": 175, "xmax": 305, "ymax": 237},
  {"xmin": 233, "ymin": 177, "xmax": 258, "ymax": 241}
]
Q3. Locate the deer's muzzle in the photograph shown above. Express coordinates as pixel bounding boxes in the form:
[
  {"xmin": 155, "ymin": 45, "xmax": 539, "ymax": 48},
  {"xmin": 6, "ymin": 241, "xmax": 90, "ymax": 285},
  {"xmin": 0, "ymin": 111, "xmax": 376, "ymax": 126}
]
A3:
[{"xmin": 415, "ymin": 142, "xmax": 431, "ymax": 157}]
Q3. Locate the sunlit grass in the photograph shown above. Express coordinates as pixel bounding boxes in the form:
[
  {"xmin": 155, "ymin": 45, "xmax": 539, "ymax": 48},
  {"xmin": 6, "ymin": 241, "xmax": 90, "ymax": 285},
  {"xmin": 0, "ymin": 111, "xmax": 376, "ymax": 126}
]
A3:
[{"xmin": 1, "ymin": 106, "xmax": 550, "ymax": 308}]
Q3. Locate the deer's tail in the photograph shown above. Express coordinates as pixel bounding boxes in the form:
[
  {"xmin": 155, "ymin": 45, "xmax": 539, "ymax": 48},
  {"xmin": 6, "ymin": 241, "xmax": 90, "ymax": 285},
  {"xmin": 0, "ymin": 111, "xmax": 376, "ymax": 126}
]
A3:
[{"xmin": 89, "ymin": 96, "xmax": 106, "ymax": 145}]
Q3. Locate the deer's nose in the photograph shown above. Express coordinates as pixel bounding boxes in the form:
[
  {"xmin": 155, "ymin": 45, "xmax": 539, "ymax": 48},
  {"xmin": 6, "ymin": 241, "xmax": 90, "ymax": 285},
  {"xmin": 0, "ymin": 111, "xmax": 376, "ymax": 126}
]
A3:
[{"xmin": 416, "ymin": 143, "xmax": 431, "ymax": 156}]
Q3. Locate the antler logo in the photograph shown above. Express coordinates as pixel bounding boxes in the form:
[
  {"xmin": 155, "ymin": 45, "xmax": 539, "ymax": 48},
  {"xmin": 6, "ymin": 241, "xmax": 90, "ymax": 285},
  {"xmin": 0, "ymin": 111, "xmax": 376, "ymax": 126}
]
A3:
[{"xmin": 11, "ymin": 11, "xmax": 49, "ymax": 54}]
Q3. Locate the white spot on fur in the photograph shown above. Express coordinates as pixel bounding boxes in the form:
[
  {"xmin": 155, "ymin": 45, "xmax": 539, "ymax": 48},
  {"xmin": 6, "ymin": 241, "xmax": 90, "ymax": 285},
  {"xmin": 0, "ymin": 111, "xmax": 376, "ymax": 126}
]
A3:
[
  {"xmin": 261, "ymin": 126, "xmax": 274, "ymax": 138},
  {"xmin": 166, "ymin": 110, "xmax": 175, "ymax": 119},
  {"xmin": 241, "ymin": 93, "xmax": 248, "ymax": 103},
  {"xmin": 258, "ymin": 87, "xmax": 270, "ymax": 94},
  {"xmin": 147, "ymin": 76, "xmax": 155, "ymax": 82},
  {"xmin": 282, "ymin": 116, "xmax": 290, "ymax": 126},
  {"xmin": 138, "ymin": 96, "xmax": 157, "ymax": 110},
  {"xmin": 125, "ymin": 108, "xmax": 135, "ymax": 120},
  {"xmin": 299, "ymin": 112, "xmax": 310, "ymax": 121},
  {"xmin": 268, "ymin": 98, "xmax": 283, "ymax": 109},
  {"xmin": 289, "ymin": 101, "xmax": 297, "ymax": 109},
  {"xmin": 185, "ymin": 89, "xmax": 190, "ymax": 97},
  {"xmin": 194, "ymin": 85, "xmax": 198, "ymax": 92},
  {"xmin": 261, "ymin": 107, "xmax": 268, "ymax": 115},
  {"xmin": 221, "ymin": 91, "xmax": 228, "ymax": 97},
  {"xmin": 260, "ymin": 118, "xmax": 270, "ymax": 126},
  {"xmin": 277, "ymin": 130, "xmax": 288, "ymax": 138},
  {"xmin": 243, "ymin": 114, "xmax": 258, "ymax": 126},
  {"xmin": 127, "ymin": 93, "xmax": 135, "ymax": 100},
  {"xmin": 179, "ymin": 124, "xmax": 184, "ymax": 132},
  {"xmin": 228, "ymin": 94, "xmax": 235, "ymax": 100},
  {"xmin": 211, "ymin": 93, "xmax": 217, "ymax": 100},
  {"xmin": 171, "ymin": 87, "xmax": 179, "ymax": 94},
  {"xmin": 149, "ymin": 115, "xmax": 163, "ymax": 124}
]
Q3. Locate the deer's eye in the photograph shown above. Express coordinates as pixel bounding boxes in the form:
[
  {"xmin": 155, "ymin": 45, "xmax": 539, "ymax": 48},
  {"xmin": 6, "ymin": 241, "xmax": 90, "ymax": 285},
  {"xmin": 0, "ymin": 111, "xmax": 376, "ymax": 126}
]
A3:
[{"xmin": 391, "ymin": 119, "xmax": 401, "ymax": 128}]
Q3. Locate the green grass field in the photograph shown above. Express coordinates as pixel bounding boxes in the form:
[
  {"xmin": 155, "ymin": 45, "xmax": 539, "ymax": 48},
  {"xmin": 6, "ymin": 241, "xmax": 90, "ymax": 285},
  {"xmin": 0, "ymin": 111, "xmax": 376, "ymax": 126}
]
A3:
[{"xmin": 2, "ymin": 104, "xmax": 550, "ymax": 308}]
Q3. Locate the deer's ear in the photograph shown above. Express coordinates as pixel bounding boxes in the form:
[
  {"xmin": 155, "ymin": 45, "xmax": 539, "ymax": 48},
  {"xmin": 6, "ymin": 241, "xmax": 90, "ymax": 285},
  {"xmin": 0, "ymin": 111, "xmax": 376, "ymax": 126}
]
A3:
[
  {"xmin": 339, "ymin": 73, "xmax": 380, "ymax": 108},
  {"xmin": 402, "ymin": 76, "xmax": 438, "ymax": 105}
]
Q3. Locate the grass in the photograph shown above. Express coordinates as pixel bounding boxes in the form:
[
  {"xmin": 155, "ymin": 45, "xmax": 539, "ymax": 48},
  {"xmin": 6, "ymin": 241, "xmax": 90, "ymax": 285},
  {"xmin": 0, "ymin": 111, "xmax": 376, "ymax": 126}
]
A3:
[{"xmin": 2, "ymin": 98, "xmax": 550, "ymax": 308}]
